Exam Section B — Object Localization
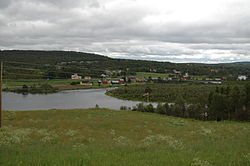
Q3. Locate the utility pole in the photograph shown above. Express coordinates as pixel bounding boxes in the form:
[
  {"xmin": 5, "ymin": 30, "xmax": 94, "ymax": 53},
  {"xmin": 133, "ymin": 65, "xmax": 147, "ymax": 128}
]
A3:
[{"xmin": 0, "ymin": 62, "xmax": 3, "ymax": 128}]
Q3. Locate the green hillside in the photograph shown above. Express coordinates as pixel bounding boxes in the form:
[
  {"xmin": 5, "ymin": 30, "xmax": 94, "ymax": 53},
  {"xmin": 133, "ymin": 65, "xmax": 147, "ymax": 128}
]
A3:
[
  {"xmin": 1, "ymin": 50, "xmax": 250, "ymax": 79},
  {"xmin": 1, "ymin": 109, "xmax": 250, "ymax": 166}
]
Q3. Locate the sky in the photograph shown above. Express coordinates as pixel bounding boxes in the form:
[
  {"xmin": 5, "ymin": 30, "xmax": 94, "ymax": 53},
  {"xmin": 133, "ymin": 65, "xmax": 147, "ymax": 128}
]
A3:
[{"xmin": 0, "ymin": 0, "xmax": 250, "ymax": 63}]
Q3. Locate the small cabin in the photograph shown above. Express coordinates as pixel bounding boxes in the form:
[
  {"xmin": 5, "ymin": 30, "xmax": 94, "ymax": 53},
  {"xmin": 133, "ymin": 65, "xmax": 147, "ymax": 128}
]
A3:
[
  {"xmin": 84, "ymin": 76, "xmax": 92, "ymax": 80},
  {"xmin": 80, "ymin": 81, "xmax": 93, "ymax": 86},
  {"xmin": 71, "ymin": 74, "xmax": 82, "ymax": 80},
  {"xmin": 101, "ymin": 81, "xmax": 111, "ymax": 85},
  {"xmin": 111, "ymin": 81, "xmax": 119, "ymax": 84},
  {"xmin": 238, "ymin": 75, "xmax": 247, "ymax": 81}
]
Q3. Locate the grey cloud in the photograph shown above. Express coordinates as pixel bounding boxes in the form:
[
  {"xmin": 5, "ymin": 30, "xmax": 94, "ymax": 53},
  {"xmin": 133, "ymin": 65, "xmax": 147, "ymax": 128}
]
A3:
[
  {"xmin": 0, "ymin": 0, "xmax": 250, "ymax": 63},
  {"xmin": 0, "ymin": 0, "xmax": 12, "ymax": 9}
]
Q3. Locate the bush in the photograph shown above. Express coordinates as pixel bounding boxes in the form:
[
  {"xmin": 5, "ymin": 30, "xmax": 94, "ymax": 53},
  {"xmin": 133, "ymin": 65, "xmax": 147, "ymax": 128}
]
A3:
[
  {"xmin": 145, "ymin": 104, "xmax": 154, "ymax": 113},
  {"xmin": 120, "ymin": 106, "xmax": 128, "ymax": 110},
  {"xmin": 11, "ymin": 83, "xmax": 58, "ymax": 94},
  {"xmin": 156, "ymin": 103, "xmax": 165, "ymax": 114},
  {"xmin": 136, "ymin": 103, "xmax": 145, "ymax": 112},
  {"xmin": 71, "ymin": 82, "xmax": 80, "ymax": 85}
]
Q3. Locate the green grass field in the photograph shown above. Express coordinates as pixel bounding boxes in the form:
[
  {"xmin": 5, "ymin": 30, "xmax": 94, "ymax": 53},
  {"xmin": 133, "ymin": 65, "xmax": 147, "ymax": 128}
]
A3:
[
  {"xmin": 2, "ymin": 79, "xmax": 124, "ymax": 90},
  {"xmin": 136, "ymin": 72, "xmax": 168, "ymax": 78},
  {"xmin": 1, "ymin": 109, "xmax": 250, "ymax": 166},
  {"xmin": 3, "ymin": 79, "xmax": 76, "ymax": 88}
]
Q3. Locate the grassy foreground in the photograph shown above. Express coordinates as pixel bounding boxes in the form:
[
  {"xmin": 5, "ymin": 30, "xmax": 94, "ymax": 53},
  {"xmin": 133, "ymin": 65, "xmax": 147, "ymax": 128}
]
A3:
[{"xmin": 1, "ymin": 109, "xmax": 250, "ymax": 166}]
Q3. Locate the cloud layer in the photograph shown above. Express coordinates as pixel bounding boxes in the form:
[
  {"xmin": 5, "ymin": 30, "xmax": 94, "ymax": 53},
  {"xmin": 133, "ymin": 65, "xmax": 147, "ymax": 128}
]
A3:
[{"xmin": 0, "ymin": 0, "xmax": 250, "ymax": 63}]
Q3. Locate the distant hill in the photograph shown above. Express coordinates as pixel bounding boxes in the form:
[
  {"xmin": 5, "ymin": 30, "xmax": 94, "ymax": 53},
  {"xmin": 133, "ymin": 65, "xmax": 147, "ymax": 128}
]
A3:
[
  {"xmin": 0, "ymin": 50, "xmax": 250, "ymax": 79},
  {"xmin": 0, "ymin": 50, "xmax": 109, "ymax": 64},
  {"xmin": 232, "ymin": 62, "xmax": 250, "ymax": 64}
]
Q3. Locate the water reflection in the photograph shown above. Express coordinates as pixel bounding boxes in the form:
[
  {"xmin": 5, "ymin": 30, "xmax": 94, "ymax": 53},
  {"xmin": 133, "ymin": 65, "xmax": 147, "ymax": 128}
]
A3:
[{"xmin": 3, "ymin": 89, "xmax": 147, "ymax": 111}]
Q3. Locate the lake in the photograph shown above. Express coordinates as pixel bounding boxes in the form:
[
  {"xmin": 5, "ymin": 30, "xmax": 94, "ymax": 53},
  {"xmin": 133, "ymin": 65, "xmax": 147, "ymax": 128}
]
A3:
[{"xmin": 3, "ymin": 89, "xmax": 147, "ymax": 111}]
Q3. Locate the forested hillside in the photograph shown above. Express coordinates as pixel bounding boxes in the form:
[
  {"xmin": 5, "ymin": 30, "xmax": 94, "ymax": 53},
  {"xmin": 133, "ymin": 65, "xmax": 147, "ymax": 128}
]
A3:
[{"xmin": 1, "ymin": 50, "xmax": 250, "ymax": 79}]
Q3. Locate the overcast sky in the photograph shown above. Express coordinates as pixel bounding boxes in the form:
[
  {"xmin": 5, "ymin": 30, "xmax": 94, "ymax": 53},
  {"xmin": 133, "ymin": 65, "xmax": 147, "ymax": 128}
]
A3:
[{"xmin": 0, "ymin": 0, "xmax": 250, "ymax": 63}]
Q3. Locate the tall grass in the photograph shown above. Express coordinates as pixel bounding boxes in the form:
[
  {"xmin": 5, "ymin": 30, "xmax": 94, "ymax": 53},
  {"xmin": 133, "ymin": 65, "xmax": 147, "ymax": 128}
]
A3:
[{"xmin": 1, "ymin": 109, "xmax": 250, "ymax": 166}]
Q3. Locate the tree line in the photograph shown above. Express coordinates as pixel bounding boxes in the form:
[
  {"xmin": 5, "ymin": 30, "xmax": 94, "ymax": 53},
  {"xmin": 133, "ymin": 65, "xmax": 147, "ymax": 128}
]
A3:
[
  {"xmin": 4, "ymin": 84, "xmax": 59, "ymax": 94},
  {"xmin": 121, "ymin": 84, "xmax": 250, "ymax": 121},
  {"xmin": 109, "ymin": 83, "xmax": 216, "ymax": 104}
]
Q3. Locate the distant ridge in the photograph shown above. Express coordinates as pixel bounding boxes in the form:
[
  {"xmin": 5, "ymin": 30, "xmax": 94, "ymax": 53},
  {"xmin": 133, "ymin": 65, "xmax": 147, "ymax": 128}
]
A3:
[
  {"xmin": 1, "ymin": 50, "xmax": 250, "ymax": 79},
  {"xmin": 232, "ymin": 61, "xmax": 250, "ymax": 64},
  {"xmin": 1, "ymin": 49, "xmax": 250, "ymax": 65}
]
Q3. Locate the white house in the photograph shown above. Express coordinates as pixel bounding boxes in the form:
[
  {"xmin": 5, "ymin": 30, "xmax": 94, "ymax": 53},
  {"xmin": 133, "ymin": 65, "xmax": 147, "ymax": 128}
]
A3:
[
  {"xmin": 71, "ymin": 74, "xmax": 82, "ymax": 80},
  {"xmin": 238, "ymin": 75, "xmax": 247, "ymax": 81},
  {"xmin": 173, "ymin": 69, "xmax": 181, "ymax": 74},
  {"xmin": 101, "ymin": 74, "xmax": 107, "ymax": 78},
  {"xmin": 84, "ymin": 76, "xmax": 92, "ymax": 80}
]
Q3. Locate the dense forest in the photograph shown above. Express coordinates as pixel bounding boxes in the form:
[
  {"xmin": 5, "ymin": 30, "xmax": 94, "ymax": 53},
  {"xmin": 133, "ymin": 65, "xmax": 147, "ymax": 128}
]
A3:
[
  {"xmin": 1, "ymin": 50, "xmax": 250, "ymax": 79},
  {"xmin": 117, "ymin": 83, "xmax": 250, "ymax": 121},
  {"xmin": 107, "ymin": 83, "xmax": 216, "ymax": 104}
]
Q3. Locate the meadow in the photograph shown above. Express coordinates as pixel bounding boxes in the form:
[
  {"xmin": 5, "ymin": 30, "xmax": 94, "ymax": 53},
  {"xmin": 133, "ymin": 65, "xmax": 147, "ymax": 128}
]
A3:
[
  {"xmin": 1, "ymin": 109, "xmax": 250, "ymax": 166},
  {"xmin": 136, "ymin": 72, "xmax": 169, "ymax": 78},
  {"xmin": 3, "ymin": 79, "xmax": 77, "ymax": 88},
  {"xmin": 2, "ymin": 79, "xmax": 122, "ymax": 92}
]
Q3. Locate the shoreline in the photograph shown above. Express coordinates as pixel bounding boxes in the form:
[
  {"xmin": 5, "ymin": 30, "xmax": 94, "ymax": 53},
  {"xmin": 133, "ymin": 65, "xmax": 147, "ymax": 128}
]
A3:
[{"xmin": 3, "ymin": 85, "xmax": 121, "ymax": 94}]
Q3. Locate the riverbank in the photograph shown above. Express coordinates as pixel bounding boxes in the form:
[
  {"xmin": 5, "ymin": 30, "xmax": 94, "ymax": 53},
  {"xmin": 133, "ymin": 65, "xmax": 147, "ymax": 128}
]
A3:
[
  {"xmin": 3, "ymin": 79, "xmax": 123, "ymax": 94},
  {"xmin": 1, "ymin": 108, "xmax": 250, "ymax": 166}
]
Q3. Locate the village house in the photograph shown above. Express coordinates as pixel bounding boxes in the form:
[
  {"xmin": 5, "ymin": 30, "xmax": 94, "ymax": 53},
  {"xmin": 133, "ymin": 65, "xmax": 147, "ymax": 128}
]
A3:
[
  {"xmin": 150, "ymin": 68, "xmax": 157, "ymax": 72},
  {"xmin": 181, "ymin": 72, "xmax": 190, "ymax": 80},
  {"xmin": 119, "ymin": 79, "xmax": 125, "ymax": 84},
  {"xmin": 127, "ymin": 76, "xmax": 137, "ymax": 83},
  {"xmin": 112, "ymin": 69, "xmax": 122, "ymax": 73},
  {"xmin": 136, "ymin": 78, "xmax": 146, "ymax": 82},
  {"xmin": 214, "ymin": 78, "xmax": 222, "ymax": 81},
  {"xmin": 101, "ymin": 74, "xmax": 107, "ymax": 78},
  {"xmin": 210, "ymin": 81, "xmax": 222, "ymax": 84},
  {"xmin": 238, "ymin": 75, "xmax": 247, "ymax": 81},
  {"xmin": 127, "ymin": 76, "xmax": 136, "ymax": 80},
  {"xmin": 71, "ymin": 74, "xmax": 82, "ymax": 80},
  {"xmin": 173, "ymin": 69, "xmax": 181, "ymax": 74},
  {"xmin": 111, "ymin": 80, "xmax": 119, "ymax": 84},
  {"xmin": 105, "ymin": 70, "xmax": 112, "ymax": 76},
  {"xmin": 84, "ymin": 76, "xmax": 92, "ymax": 80},
  {"xmin": 80, "ymin": 81, "xmax": 93, "ymax": 86},
  {"xmin": 210, "ymin": 69, "xmax": 219, "ymax": 73},
  {"xmin": 101, "ymin": 81, "xmax": 111, "ymax": 85}
]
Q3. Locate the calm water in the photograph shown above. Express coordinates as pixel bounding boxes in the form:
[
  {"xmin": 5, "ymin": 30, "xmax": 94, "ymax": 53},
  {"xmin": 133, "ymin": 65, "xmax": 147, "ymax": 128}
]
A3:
[{"xmin": 3, "ymin": 89, "xmax": 146, "ymax": 111}]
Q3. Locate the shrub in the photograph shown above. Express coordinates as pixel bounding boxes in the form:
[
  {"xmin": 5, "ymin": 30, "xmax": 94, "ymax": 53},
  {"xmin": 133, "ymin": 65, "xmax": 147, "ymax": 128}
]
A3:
[
  {"xmin": 145, "ymin": 104, "xmax": 154, "ymax": 113},
  {"xmin": 120, "ymin": 106, "xmax": 128, "ymax": 110}
]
